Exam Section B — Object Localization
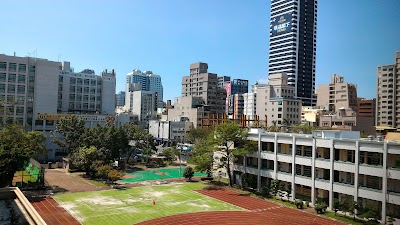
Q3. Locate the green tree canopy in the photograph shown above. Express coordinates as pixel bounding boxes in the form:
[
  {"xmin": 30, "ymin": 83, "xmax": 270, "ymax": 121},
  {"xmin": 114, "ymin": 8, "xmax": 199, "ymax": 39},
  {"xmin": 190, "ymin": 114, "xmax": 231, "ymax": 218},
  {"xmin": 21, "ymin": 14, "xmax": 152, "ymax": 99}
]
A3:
[
  {"xmin": 0, "ymin": 125, "xmax": 46, "ymax": 187},
  {"xmin": 189, "ymin": 122, "xmax": 257, "ymax": 186},
  {"xmin": 70, "ymin": 146, "xmax": 109, "ymax": 176},
  {"xmin": 51, "ymin": 116, "xmax": 85, "ymax": 155}
]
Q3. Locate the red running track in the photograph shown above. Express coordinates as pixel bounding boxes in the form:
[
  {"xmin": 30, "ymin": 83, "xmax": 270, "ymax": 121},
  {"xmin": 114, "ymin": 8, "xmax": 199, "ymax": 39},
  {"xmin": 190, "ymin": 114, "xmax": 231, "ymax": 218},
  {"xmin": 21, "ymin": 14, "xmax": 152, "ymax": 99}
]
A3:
[
  {"xmin": 30, "ymin": 197, "xmax": 81, "ymax": 225},
  {"xmin": 137, "ymin": 189, "xmax": 345, "ymax": 225}
]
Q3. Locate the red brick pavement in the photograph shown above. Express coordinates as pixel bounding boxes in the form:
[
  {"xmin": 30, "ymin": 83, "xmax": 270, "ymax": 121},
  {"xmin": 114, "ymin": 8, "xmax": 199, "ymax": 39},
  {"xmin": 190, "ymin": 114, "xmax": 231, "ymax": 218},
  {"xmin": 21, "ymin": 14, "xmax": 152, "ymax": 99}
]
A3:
[
  {"xmin": 31, "ymin": 197, "xmax": 81, "ymax": 225},
  {"xmin": 137, "ymin": 189, "xmax": 345, "ymax": 225}
]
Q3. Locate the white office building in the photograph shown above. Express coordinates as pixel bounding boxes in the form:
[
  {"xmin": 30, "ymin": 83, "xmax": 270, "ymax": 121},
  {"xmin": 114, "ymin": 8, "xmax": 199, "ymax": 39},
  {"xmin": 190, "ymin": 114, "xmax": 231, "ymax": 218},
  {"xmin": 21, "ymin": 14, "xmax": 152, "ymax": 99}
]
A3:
[
  {"xmin": 234, "ymin": 129, "xmax": 400, "ymax": 223},
  {"xmin": 0, "ymin": 53, "xmax": 117, "ymax": 159}
]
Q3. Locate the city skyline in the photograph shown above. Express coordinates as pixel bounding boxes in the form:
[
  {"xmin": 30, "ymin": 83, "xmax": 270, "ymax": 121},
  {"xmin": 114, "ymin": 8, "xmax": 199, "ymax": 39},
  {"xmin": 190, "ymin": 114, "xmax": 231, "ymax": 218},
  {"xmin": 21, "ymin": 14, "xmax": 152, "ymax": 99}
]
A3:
[{"xmin": 1, "ymin": 0, "xmax": 399, "ymax": 102}]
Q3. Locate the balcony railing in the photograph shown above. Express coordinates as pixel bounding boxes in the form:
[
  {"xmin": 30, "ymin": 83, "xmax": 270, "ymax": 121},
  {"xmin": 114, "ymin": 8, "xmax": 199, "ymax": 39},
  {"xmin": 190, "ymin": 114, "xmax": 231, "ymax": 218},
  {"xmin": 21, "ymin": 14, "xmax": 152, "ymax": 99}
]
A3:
[{"xmin": 359, "ymin": 186, "xmax": 382, "ymax": 193}]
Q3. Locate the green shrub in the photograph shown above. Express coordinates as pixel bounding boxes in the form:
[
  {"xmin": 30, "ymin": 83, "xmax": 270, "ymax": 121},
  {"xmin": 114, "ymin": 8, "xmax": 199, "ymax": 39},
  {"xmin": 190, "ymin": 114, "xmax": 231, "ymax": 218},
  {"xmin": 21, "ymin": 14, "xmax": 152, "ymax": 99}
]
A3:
[
  {"xmin": 294, "ymin": 199, "xmax": 304, "ymax": 209},
  {"xmin": 315, "ymin": 202, "xmax": 327, "ymax": 214}
]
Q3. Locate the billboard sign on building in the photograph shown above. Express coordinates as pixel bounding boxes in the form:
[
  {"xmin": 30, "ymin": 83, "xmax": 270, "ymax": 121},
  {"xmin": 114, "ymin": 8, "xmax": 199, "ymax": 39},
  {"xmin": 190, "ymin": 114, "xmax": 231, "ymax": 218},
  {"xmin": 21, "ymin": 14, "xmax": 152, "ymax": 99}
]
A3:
[
  {"xmin": 227, "ymin": 95, "xmax": 234, "ymax": 115},
  {"xmin": 271, "ymin": 13, "xmax": 292, "ymax": 36},
  {"xmin": 37, "ymin": 113, "xmax": 115, "ymax": 123}
]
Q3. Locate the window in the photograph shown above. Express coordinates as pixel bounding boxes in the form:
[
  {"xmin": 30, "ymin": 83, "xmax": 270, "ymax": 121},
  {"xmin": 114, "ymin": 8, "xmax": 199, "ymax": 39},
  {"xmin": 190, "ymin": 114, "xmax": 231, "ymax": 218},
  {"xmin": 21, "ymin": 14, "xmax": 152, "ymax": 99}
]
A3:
[
  {"xmin": 77, "ymin": 78, "xmax": 82, "ymax": 85},
  {"xmin": 9, "ymin": 63, "xmax": 16, "ymax": 72},
  {"xmin": 76, "ymin": 94, "xmax": 82, "ymax": 101},
  {"xmin": 8, "ymin": 74, "xmax": 16, "ymax": 83},
  {"xmin": 29, "ymin": 65, "xmax": 35, "ymax": 72},
  {"xmin": 77, "ymin": 86, "xmax": 82, "ymax": 93},
  {"xmin": 18, "ymin": 74, "xmax": 26, "ymax": 83},
  {"xmin": 16, "ymin": 107, "xmax": 24, "ymax": 115},
  {"xmin": 59, "ymin": 76, "xmax": 63, "ymax": 83},
  {"xmin": 7, "ymin": 84, "xmax": 15, "ymax": 93},
  {"xmin": 90, "ymin": 87, "xmax": 95, "ymax": 94},
  {"xmin": 28, "ymin": 75, "xmax": 35, "ymax": 82},
  {"xmin": 16, "ymin": 96, "xmax": 24, "ymax": 104},
  {"xmin": 84, "ymin": 87, "xmax": 89, "ymax": 94},
  {"xmin": 90, "ymin": 79, "xmax": 96, "ymax": 86},
  {"xmin": 7, "ymin": 95, "xmax": 15, "ymax": 103},
  {"xmin": 0, "ymin": 73, "xmax": 5, "ymax": 82},
  {"xmin": 18, "ymin": 64, "xmax": 26, "ymax": 72},
  {"xmin": 70, "ymin": 85, "xmax": 75, "ymax": 92},
  {"xmin": 70, "ymin": 77, "xmax": 76, "ymax": 84},
  {"xmin": 69, "ymin": 94, "xmax": 75, "ymax": 100},
  {"xmin": 17, "ymin": 85, "xmax": 25, "ymax": 94},
  {"xmin": 84, "ymin": 79, "xmax": 90, "ymax": 85},
  {"xmin": 90, "ymin": 96, "xmax": 95, "ymax": 101},
  {"xmin": 0, "ymin": 62, "xmax": 6, "ymax": 70},
  {"xmin": 83, "ymin": 95, "xmax": 88, "ymax": 101},
  {"xmin": 278, "ymin": 114, "xmax": 282, "ymax": 118},
  {"xmin": 278, "ymin": 107, "xmax": 282, "ymax": 111}
]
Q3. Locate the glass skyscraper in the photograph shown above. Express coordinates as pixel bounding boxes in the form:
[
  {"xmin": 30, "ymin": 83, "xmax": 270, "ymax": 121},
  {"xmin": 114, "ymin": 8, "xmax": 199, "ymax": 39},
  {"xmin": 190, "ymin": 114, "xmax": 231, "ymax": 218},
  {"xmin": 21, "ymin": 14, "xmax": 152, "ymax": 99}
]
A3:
[{"xmin": 268, "ymin": 0, "xmax": 317, "ymax": 106}]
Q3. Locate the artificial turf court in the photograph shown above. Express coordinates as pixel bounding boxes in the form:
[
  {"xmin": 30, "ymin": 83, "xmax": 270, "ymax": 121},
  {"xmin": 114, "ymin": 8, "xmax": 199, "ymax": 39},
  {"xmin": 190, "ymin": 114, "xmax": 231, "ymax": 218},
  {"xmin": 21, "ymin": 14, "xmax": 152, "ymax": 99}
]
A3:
[
  {"xmin": 53, "ymin": 182, "xmax": 242, "ymax": 225},
  {"xmin": 119, "ymin": 167, "xmax": 207, "ymax": 183}
]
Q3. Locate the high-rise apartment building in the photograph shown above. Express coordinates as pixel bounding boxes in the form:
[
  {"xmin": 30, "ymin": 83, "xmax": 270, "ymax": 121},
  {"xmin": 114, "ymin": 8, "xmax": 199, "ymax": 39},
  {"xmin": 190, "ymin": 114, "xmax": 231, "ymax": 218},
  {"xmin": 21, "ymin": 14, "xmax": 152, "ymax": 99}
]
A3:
[
  {"xmin": 218, "ymin": 76, "xmax": 230, "ymax": 89},
  {"xmin": 126, "ymin": 69, "xmax": 163, "ymax": 105},
  {"xmin": 116, "ymin": 91, "xmax": 125, "ymax": 107},
  {"xmin": 0, "ymin": 54, "xmax": 116, "ymax": 131},
  {"xmin": 0, "ymin": 53, "xmax": 116, "ymax": 160},
  {"xmin": 268, "ymin": 0, "xmax": 317, "ymax": 106},
  {"xmin": 316, "ymin": 74, "xmax": 358, "ymax": 113},
  {"xmin": 58, "ymin": 64, "xmax": 116, "ymax": 115},
  {"xmin": 256, "ymin": 73, "xmax": 302, "ymax": 127},
  {"xmin": 376, "ymin": 52, "xmax": 400, "ymax": 128},
  {"xmin": 181, "ymin": 62, "xmax": 226, "ymax": 114},
  {"xmin": 125, "ymin": 83, "xmax": 157, "ymax": 129},
  {"xmin": 226, "ymin": 79, "xmax": 249, "ymax": 115}
]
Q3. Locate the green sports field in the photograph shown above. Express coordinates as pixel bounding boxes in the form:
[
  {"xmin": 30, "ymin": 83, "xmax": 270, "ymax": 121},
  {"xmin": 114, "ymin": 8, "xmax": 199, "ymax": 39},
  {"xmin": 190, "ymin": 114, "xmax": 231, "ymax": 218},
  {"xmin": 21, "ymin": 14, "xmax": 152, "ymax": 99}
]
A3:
[
  {"xmin": 54, "ymin": 182, "xmax": 243, "ymax": 225},
  {"xmin": 119, "ymin": 168, "xmax": 207, "ymax": 183}
]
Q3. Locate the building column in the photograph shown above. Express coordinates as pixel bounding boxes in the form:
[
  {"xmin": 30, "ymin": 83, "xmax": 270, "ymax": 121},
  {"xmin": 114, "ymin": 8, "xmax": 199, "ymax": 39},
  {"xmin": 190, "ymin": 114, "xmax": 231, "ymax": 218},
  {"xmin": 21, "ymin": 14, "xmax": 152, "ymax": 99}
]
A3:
[
  {"xmin": 291, "ymin": 136, "xmax": 296, "ymax": 201},
  {"xmin": 382, "ymin": 142, "xmax": 388, "ymax": 224},
  {"xmin": 257, "ymin": 133, "xmax": 262, "ymax": 192},
  {"xmin": 354, "ymin": 141, "xmax": 360, "ymax": 214},
  {"xmin": 311, "ymin": 137, "xmax": 316, "ymax": 206},
  {"xmin": 329, "ymin": 140, "xmax": 334, "ymax": 210},
  {"xmin": 273, "ymin": 133, "xmax": 278, "ymax": 179}
]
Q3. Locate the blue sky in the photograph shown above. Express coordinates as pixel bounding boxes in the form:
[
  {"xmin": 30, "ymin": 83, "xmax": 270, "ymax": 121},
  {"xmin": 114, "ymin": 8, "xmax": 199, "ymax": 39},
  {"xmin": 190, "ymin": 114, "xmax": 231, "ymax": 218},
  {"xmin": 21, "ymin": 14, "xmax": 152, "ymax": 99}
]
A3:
[{"xmin": 1, "ymin": 0, "xmax": 399, "ymax": 101}]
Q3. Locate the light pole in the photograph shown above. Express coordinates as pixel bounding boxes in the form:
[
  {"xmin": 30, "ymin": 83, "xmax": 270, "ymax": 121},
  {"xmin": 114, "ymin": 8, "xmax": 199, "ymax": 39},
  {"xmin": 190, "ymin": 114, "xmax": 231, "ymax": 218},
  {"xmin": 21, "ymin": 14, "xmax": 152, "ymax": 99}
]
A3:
[{"xmin": 179, "ymin": 137, "xmax": 183, "ymax": 178}]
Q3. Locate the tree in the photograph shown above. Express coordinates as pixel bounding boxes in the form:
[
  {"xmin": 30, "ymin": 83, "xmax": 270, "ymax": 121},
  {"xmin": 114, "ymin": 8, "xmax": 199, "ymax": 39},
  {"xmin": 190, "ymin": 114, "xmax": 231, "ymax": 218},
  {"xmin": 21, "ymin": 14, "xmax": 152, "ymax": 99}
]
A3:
[
  {"xmin": 267, "ymin": 120, "xmax": 280, "ymax": 132},
  {"xmin": 333, "ymin": 198, "xmax": 341, "ymax": 216},
  {"xmin": 124, "ymin": 124, "xmax": 153, "ymax": 163},
  {"xmin": 71, "ymin": 146, "xmax": 109, "ymax": 176},
  {"xmin": 211, "ymin": 122, "xmax": 257, "ymax": 186},
  {"xmin": 188, "ymin": 134, "xmax": 215, "ymax": 176},
  {"xmin": 96, "ymin": 165, "xmax": 112, "ymax": 180},
  {"xmin": 341, "ymin": 198, "xmax": 351, "ymax": 216},
  {"xmin": 360, "ymin": 208, "xmax": 380, "ymax": 224},
  {"xmin": 185, "ymin": 127, "xmax": 213, "ymax": 143},
  {"xmin": 269, "ymin": 179, "xmax": 281, "ymax": 196},
  {"xmin": 0, "ymin": 125, "xmax": 46, "ymax": 187},
  {"xmin": 184, "ymin": 166, "xmax": 194, "ymax": 181},
  {"xmin": 108, "ymin": 169, "xmax": 124, "ymax": 184},
  {"xmin": 349, "ymin": 200, "xmax": 359, "ymax": 221},
  {"xmin": 51, "ymin": 116, "xmax": 85, "ymax": 155},
  {"xmin": 162, "ymin": 147, "xmax": 180, "ymax": 162}
]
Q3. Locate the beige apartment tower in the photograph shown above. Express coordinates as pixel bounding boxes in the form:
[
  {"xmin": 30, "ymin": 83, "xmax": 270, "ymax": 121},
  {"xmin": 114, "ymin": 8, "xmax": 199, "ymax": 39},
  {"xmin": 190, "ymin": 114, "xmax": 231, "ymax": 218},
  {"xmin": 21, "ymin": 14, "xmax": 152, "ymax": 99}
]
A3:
[
  {"xmin": 316, "ymin": 74, "xmax": 357, "ymax": 112},
  {"xmin": 376, "ymin": 52, "xmax": 400, "ymax": 128},
  {"xmin": 255, "ymin": 73, "xmax": 302, "ymax": 127},
  {"xmin": 181, "ymin": 62, "xmax": 226, "ymax": 114}
]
